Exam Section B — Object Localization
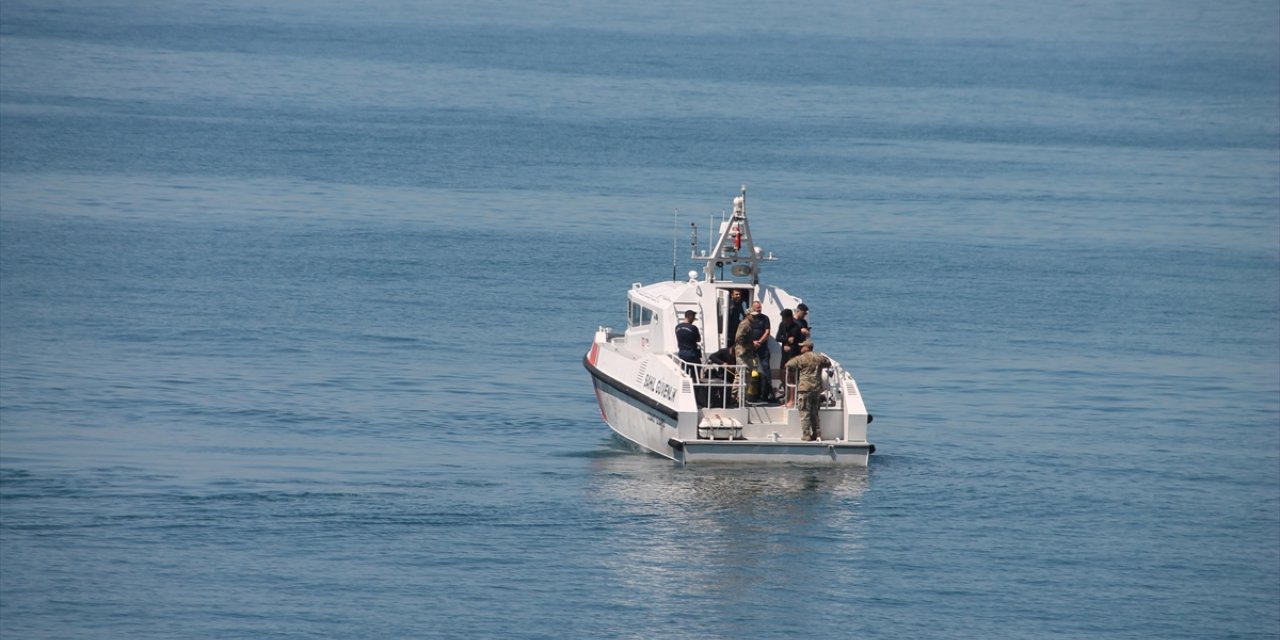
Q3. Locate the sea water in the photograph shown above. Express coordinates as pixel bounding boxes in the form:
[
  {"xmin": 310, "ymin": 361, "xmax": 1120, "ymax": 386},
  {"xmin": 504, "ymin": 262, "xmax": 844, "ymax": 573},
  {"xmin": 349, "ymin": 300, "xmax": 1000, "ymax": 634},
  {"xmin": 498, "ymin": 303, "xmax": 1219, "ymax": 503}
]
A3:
[{"xmin": 2, "ymin": 1, "xmax": 1278, "ymax": 638}]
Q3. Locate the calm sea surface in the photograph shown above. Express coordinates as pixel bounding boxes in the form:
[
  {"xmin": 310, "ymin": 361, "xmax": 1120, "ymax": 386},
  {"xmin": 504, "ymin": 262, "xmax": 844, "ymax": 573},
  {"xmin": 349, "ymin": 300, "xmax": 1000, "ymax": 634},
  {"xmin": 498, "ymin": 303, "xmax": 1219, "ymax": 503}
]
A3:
[{"xmin": 2, "ymin": 1, "xmax": 1278, "ymax": 638}]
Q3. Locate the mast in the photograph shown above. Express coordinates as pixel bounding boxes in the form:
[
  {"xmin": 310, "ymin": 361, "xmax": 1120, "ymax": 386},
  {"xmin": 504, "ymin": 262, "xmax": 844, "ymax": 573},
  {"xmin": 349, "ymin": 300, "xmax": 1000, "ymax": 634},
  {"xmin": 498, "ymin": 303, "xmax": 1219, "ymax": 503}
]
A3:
[
  {"xmin": 690, "ymin": 185, "xmax": 776, "ymax": 284},
  {"xmin": 671, "ymin": 208, "xmax": 678, "ymax": 281}
]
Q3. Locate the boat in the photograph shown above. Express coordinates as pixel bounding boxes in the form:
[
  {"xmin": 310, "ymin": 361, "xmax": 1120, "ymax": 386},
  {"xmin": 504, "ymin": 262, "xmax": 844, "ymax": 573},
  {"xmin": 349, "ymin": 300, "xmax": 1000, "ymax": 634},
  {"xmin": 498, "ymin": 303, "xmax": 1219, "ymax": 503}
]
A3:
[{"xmin": 583, "ymin": 186, "xmax": 876, "ymax": 465}]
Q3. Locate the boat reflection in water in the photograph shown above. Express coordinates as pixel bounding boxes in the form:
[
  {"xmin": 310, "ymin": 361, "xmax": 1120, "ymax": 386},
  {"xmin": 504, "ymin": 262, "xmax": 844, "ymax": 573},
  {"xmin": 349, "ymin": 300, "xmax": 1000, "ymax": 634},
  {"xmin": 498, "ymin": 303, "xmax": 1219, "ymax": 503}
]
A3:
[{"xmin": 584, "ymin": 446, "xmax": 870, "ymax": 614}]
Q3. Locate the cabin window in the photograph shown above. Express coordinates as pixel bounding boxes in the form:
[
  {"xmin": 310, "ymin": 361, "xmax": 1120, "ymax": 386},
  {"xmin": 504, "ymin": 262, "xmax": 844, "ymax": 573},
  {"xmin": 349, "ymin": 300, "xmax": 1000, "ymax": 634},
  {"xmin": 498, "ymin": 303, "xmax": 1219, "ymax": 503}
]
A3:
[{"xmin": 628, "ymin": 302, "xmax": 658, "ymax": 328}]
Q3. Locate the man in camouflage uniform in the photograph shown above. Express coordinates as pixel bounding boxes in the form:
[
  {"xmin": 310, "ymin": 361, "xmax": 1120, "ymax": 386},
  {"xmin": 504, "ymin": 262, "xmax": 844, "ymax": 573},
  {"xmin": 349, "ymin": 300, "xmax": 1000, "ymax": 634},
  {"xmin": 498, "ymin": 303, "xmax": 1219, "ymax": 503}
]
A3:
[
  {"xmin": 734, "ymin": 308, "xmax": 762, "ymax": 402},
  {"xmin": 785, "ymin": 339, "xmax": 830, "ymax": 441}
]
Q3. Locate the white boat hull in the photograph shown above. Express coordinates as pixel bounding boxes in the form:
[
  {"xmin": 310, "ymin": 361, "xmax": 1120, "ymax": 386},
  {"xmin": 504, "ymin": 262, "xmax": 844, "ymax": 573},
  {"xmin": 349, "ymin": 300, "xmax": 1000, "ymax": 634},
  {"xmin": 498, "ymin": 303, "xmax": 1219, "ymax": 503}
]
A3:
[
  {"xmin": 586, "ymin": 349, "xmax": 874, "ymax": 466},
  {"xmin": 590, "ymin": 372, "xmax": 680, "ymax": 460}
]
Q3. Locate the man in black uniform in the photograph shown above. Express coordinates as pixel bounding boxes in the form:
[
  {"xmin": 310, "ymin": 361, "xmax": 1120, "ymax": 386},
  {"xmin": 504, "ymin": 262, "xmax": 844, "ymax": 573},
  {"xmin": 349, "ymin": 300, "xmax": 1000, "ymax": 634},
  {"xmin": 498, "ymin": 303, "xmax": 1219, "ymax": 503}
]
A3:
[
  {"xmin": 675, "ymin": 310, "xmax": 702, "ymax": 366},
  {"xmin": 705, "ymin": 345, "xmax": 736, "ymax": 408},
  {"xmin": 747, "ymin": 300, "xmax": 774, "ymax": 402},
  {"xmin": 725, "ymin": 289, "xmax": 748, "ymax": 348},
  {"xmin": 794, "ymin": 303, "xmax": 811, "ymax": 343}
]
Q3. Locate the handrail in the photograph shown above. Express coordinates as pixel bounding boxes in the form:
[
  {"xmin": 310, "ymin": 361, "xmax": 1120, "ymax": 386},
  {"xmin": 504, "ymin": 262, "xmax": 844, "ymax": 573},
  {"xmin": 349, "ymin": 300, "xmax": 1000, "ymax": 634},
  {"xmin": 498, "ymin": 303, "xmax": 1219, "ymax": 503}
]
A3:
[
  {"xmin": 670, "ymin": 355, "xmax": 748, "ymax": 409},
  {"xmin": 781, "ymin": 359, "xmax": 845, "ymax": 409},
  {"xmin": 831, "ymin": 363, "xmax": 847, "ymax": 414}
]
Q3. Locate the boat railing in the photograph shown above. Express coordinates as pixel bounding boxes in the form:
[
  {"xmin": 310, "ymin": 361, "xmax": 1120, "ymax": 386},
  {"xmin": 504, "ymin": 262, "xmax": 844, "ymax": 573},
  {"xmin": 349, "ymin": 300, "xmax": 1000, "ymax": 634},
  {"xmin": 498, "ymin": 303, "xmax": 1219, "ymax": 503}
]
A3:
[
  {"xmin": 781, "ymin": 361, "xmax": 845, "ymax": 409},
  {"xmin": 671, "ymin": 356, "xmax": 748, "ymax": 410}
]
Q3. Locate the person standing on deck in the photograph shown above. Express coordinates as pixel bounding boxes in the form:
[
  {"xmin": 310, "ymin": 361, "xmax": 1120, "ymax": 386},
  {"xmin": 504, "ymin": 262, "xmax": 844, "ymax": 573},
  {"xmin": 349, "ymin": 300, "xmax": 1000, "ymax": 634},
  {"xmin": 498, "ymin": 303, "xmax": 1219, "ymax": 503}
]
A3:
[
  {"xmin": 777, "ymin": 309, "xmax": 797, "ymax": 364},
  {"xmin": 788, "ymin": 302, "xmax": 811, "ymax": 403},
  {"xmin": 747, "ymin": 300, "xmax": 774, "ymax": 402},
  {"xmin": 776, "ymin": 308, "xmax": 799, "ymax": 401},
  {"xmin": 785, "ymin": 339, "xmax": 830, "ymax": 441},
  {"xmin": 733, "ymin": 308, "xmax": 761, "ymax": 402},
  {"xmin": 725, "ymin": 289, "xmax": 748, "ymax": 348},
  {"xmin": 675, "ymin": 310, "xmax": 702, "ymax": 366},
  {"xmin": 794, "ymin": 303, "xmax": 811, "ymax": 343}
]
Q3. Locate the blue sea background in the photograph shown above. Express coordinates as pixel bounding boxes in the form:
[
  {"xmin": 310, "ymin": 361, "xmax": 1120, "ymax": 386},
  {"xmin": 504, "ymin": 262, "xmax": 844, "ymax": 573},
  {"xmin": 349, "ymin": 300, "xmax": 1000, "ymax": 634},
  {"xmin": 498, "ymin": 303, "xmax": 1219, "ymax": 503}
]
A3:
[{"xmin": 2, "ymin": 1, "xmax": 1278, "ymax": 638}]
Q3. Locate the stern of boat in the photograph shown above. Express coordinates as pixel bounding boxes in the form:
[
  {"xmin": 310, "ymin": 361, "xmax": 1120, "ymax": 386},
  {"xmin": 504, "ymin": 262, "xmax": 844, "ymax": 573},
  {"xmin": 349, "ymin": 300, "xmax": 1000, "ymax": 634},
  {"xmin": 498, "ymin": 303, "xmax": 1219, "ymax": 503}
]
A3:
[{"xmin": 664, "ymin": 359, "xmax": 875, "ymax": 466}]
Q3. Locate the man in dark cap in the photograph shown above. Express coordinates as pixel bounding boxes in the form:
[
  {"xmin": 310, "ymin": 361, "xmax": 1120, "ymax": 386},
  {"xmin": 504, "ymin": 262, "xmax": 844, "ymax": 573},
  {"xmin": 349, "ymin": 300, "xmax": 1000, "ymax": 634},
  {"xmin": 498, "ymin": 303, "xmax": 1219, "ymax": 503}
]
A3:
[
  {"xmin": 785, "ymin": 339, "xmax": 830, "ymax": 441},
  {"xmin": 794, "ymin": 303, "xmax": 811, "ymax": 343},
  {"xmin": 675, "ymin": 309, "xmax": 702, "ymax": 366}
]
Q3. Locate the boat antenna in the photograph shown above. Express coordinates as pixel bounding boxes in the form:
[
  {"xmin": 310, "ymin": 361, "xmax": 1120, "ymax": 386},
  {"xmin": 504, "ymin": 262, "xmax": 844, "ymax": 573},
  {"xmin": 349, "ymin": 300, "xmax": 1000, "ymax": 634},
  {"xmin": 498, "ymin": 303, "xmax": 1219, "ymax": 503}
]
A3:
[
  {"xmin": 716, "ymin": 211, "xmax": 727, "ymax": 279},
  {"xmin": 671, "ymin": 208, "xmax": 678, "ymax": 281}
]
